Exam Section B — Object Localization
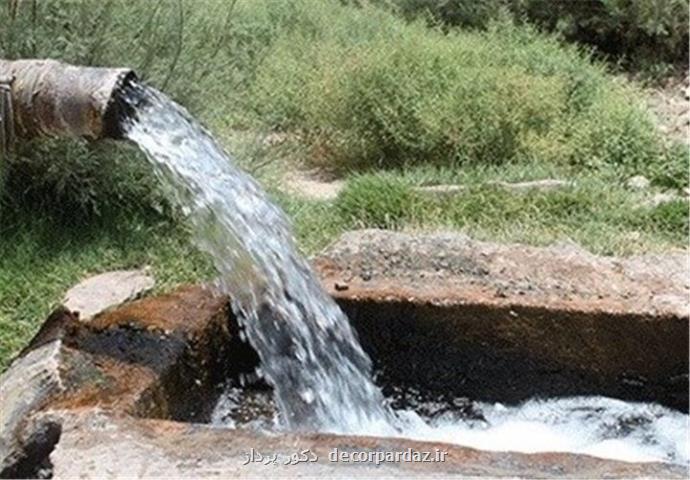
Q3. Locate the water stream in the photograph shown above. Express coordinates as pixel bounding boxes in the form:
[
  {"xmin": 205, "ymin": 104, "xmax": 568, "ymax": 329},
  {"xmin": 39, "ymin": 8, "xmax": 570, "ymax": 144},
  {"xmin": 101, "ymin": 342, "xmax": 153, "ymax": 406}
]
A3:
[{"xmin": 122, "ymin": 82, "xmax": 397, "ymax": 435}]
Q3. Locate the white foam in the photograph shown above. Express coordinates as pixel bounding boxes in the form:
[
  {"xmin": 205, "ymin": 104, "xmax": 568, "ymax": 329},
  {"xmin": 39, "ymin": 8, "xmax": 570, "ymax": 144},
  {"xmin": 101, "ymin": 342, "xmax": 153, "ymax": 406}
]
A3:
[{"xmin": 395, "ymin": 396, "xmax": 689, "ymax": 465}]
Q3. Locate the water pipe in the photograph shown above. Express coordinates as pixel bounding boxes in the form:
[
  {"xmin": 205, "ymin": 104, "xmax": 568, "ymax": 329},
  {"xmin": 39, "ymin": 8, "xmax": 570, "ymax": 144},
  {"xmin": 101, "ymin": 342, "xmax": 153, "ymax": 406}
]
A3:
[{"xmin": 0, "ymin": 59, "xmax": 136, "ymax": 159}]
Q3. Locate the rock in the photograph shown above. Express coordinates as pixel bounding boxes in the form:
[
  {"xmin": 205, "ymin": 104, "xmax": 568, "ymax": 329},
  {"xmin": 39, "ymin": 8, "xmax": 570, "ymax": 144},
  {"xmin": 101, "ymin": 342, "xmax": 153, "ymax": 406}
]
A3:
[
  {"xmin": 0, "ymin": 341, "xmax": 64, "ymax": 473},
  {"xmin": 488, "ymin": 179, "xmax": 570, "ymax": 191},
  {"xmin": 0, "ymin": 307, "xmax": 80, "ymax": 475},
  {"xmin": 641, "ymin": 192, "xmax": 681, "ymax": 208},
  {"xmin": 1, "ymin": 264, "xmax": 686, "ymax": 477},
  {"xmin": 1, "ymin": 413, "xmax": 61, "ymax": 478},
  {"xmin": 626, "ymin": 175, "xmax": 651, "ymax": 190},
  {"xmin": 414, "ymin": 179, "xmax": 570, "ymax": 197},
  {"xmin": 314, "ymin": 229, "xmax": 689, "ymax": 410},
  {"xmin": 49, "ymin": 286, "xmax": 233, "ymax": 422},
  {"xmin": 315, "ymin": 229, "xmax": 689, "ymax": 318},
  {"xmin": 64, "ymin": 269, "xmax": 155, "ymax": 321}
]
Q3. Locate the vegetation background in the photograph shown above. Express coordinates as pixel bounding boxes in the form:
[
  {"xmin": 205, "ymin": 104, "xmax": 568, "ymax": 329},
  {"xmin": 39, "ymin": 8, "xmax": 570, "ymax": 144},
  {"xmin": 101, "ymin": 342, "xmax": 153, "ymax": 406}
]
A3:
[{"xmin": 0, "ymin": 0, "xmax": 688, "ymax": 370}]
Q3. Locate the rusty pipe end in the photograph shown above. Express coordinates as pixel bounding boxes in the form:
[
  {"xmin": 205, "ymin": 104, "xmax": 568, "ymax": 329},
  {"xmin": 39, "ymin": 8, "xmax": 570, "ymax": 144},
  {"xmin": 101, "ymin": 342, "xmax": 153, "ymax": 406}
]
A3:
[{"xmin": 0, "ymin": 59, "xmax": 137, "ymax": 141}]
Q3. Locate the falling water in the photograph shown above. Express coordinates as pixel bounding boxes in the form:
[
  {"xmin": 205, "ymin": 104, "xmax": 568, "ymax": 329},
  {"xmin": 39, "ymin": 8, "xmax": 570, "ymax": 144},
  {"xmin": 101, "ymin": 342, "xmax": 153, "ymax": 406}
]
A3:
[{"xmin": 121, "ymin": 82, "xmax": 397, "ymax": 434}]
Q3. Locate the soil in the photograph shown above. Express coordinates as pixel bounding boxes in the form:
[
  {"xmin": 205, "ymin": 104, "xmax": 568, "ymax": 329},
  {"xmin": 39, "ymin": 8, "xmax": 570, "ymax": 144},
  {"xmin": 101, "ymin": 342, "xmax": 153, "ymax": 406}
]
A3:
[
  {"xmin": 645, "ymin": 74, "xmax": 690, "ymax": 145},
  {"xmin": 280, "ymin": 168, "xmax": 344, "ymax": 201}
]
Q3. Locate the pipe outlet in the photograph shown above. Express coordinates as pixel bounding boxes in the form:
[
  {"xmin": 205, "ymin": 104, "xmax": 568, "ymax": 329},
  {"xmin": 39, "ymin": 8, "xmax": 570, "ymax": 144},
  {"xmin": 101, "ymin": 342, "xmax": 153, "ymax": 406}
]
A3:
[{"xmin": 0, "ymin": 59, "xmax": 136, "ymax": 143}]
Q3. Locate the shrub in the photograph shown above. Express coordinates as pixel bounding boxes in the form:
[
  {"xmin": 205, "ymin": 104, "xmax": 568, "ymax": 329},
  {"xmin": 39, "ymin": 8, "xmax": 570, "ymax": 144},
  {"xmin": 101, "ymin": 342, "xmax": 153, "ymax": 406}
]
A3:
[
  {"xmin": 645, "ymin": 143, "xmax": 690, "ymax": 190},
  {"xmin": 381, "ymin": 0, "xmax": 506, "ymax": 29},
  {"xmin": 0, "ymin": 0, "xmax": 239, "ymax": 109},
  {"xmin": 385, "ymin": 0, "xmax": 689, "ymax": 69},
  {"xmin": 512, "ymin": 0, "xmax": 689, "ymax": 70},
  {"xmin": 251, "ymin": 5, "xmax": 668, "ymax": 178},
  {"xmin": 2, "ymin": 139, "xmax": 164, "ymax": 217},
  {"xmin": 642, "ymin": 200, "xmax": 690, "ymax": 236}
]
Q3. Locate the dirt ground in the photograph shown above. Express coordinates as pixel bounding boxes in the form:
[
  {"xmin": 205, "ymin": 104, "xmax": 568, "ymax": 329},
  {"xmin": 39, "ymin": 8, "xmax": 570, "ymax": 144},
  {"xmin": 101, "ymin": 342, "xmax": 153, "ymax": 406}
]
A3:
[{"xmin": 645, "ymin": 73, "xmax": 690, "ymax": 146}]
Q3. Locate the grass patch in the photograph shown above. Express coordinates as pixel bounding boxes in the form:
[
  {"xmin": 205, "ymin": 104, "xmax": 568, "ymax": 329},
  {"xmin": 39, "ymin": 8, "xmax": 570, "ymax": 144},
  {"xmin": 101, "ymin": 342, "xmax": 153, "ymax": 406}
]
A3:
[
  {"xmin": 0, "ymin": 210, "xmax": 213, "ymax": 371},
  {"xmin": 335, "ymin": 167, "xmax": 688, "ymax": 255}
]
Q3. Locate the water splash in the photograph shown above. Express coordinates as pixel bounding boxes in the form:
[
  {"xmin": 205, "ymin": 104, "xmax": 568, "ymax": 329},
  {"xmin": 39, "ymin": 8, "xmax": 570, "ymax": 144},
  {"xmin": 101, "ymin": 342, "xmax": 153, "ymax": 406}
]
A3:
[
  {"xmin": 398, "ymin": 395, "xmax": 689, "ymax": 465},
  {"xmin": 121, "ymin": 82, "xmax": 397, "ymax": 434},
  {"xmin": 212, "ymin": 380, "xmax": 689, "ymax": 466}
]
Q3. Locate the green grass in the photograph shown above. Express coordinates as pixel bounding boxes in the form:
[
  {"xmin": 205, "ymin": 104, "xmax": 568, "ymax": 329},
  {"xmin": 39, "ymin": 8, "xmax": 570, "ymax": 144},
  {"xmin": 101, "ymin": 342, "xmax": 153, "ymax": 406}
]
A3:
[
  {"xmin": 335, "ymin": 165, "xmax": 688, "ymax": 255},
  {"xmin": 0, "ymin": 210, "xmax": 213, "ymax": 371}
]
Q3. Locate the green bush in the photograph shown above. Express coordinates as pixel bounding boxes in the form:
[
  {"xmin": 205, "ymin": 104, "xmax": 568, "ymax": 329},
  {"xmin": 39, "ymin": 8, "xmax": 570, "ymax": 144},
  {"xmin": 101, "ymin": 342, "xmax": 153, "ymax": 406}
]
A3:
[
  {"xmin": 0, "ymin": 0, "xmax": 240, "ymax": 109},
  {"xmin": 380, "ymin": 0, "xmax": 506, "ymax": 29},
  {"xmin": 251, "ymin": 5, "xmax": 668, "ymax": 177},
  {"xmin": 512, "ymin": 0, "xmax": 689, "ymax": 70},
  {"xmin": 645, "ymin": 143, "xmax": 690, "ymax": 190},
  {"xmin": 2, "ymin": 139, "xmax": 165, "ymax": 216},
  {"xmin": 385, "ymin": 0, "xmax": 689, "ymax": 69},
  {"xmin": 641, "ymin": 200, "xmax": 690, "ymax": 236}
]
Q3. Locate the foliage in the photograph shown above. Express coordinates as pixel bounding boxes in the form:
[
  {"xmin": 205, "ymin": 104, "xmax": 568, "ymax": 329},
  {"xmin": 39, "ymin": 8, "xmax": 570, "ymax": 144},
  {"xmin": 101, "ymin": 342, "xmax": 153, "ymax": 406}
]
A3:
[
  {"xmin": 250, "ymin": 5, "xmax": 671, "ymax": 182},
  {"xmin": 385, "ymin": 0, "xmax": 689, "ymax": 69},
  {"xmin": 1, "ymin": 139, "xmax": 164, "ymax": 216},
  {"xmin": 0, "ymin": 0, "xmax": 682, "ymax": 213}
]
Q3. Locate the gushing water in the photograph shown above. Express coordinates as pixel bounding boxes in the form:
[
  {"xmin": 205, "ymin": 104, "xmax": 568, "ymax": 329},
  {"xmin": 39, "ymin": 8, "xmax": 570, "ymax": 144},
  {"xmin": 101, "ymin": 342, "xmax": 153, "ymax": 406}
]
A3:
[{"xmin": 121, "ymin": 82, "xmax": 397, "ymax": 434}]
